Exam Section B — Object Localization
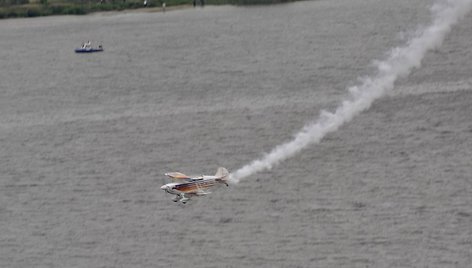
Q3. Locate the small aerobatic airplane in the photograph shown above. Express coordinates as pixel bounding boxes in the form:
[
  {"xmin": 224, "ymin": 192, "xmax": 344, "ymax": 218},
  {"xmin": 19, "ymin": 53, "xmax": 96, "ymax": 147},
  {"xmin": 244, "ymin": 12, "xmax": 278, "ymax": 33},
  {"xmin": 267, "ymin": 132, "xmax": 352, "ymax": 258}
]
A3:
[{"xmin": 160, "ymin": 167, "xmax": 229, "ymax": 204}]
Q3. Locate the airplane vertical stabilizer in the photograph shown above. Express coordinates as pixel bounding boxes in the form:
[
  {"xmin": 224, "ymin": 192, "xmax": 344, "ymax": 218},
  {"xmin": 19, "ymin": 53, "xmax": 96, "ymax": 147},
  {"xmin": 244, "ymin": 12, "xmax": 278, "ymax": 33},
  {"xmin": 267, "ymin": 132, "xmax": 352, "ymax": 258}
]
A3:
[
  {"xmin": 215, "ymin": 167, "xmax": 229, "ymax": 186},
  {"xmin": 215, "ymin": 167, "xmax": 229, "ymax": 178}
]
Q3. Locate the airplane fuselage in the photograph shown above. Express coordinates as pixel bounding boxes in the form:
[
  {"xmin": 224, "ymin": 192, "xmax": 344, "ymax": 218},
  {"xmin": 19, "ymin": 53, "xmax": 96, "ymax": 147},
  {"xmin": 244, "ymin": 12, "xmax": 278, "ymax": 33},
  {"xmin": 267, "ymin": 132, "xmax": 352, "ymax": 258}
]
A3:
[
  {"xmin": 161, "ymin": 178, "xmax": 216, "ymax": 195},
  {"xmin": 161, "ymin": 176, "xmax": 221, "ymax": 203},
  {"xmin": 161, "ymin": 167, "xmax": 229, "ymax": 204}
]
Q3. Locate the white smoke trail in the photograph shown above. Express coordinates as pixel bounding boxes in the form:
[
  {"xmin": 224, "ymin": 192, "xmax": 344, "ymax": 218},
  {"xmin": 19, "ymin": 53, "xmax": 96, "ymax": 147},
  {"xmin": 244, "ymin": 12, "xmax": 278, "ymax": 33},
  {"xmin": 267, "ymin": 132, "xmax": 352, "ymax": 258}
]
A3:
[{"xmin": 229, "ymin": 0, "xmax": 472, "ymax": 184}]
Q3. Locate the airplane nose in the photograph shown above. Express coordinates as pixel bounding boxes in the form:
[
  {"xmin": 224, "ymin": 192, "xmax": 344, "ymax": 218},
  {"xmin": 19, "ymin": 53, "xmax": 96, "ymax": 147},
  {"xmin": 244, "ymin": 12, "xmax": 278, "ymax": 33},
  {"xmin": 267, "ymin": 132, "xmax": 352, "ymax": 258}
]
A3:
[{"xmin": 160, "ymin": 185, "xmax": 167, "ymax": 190}]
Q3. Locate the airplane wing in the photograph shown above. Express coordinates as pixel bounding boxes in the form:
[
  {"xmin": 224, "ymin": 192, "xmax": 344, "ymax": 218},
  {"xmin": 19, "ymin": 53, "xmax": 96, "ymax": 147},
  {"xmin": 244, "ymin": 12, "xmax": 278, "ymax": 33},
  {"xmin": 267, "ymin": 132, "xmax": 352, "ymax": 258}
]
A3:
[{"xmin": 165, "ymin": 172, "xmax": 192, "ymax": 181}]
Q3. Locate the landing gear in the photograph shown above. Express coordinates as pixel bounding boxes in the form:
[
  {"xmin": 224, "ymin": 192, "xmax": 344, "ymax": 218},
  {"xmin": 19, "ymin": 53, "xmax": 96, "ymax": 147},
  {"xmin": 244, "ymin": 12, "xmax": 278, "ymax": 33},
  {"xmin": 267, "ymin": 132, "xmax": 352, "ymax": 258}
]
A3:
[
  {"xmin": 172, "ymin": 194, "xmax": 189, "ymax": 204},
  {"xmin": 180, "ymin": 195, "xmax": 189, "ymax": 204}
]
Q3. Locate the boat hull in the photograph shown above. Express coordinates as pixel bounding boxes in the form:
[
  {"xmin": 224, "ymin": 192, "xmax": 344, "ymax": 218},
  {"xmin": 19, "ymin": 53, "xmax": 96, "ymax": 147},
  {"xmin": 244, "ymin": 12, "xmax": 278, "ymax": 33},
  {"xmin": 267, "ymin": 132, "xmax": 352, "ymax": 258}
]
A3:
[{"xmin": 74, "ymin": 48, "xmax": 104, "ymax": 53}]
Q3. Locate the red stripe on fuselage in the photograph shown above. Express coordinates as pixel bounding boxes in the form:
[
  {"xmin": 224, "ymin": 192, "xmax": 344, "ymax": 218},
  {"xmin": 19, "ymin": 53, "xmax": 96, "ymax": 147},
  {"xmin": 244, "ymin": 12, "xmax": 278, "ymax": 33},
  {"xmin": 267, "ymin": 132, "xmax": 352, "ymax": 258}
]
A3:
[{"xmin": 173, "ymin": 180, "xmax": 216, "ymax": 193}]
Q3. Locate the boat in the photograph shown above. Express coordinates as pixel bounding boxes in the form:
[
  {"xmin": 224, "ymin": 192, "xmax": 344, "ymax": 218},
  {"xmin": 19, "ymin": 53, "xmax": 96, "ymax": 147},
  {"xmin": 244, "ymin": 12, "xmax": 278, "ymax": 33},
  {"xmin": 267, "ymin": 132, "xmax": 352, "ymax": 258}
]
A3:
[
  {"xmin": 75, "ymin": 42, "xmax": 104, "ymax": 53},
  {"xmin": 75, "ymin": 47, "xmax": 104, "ymax": 53}
]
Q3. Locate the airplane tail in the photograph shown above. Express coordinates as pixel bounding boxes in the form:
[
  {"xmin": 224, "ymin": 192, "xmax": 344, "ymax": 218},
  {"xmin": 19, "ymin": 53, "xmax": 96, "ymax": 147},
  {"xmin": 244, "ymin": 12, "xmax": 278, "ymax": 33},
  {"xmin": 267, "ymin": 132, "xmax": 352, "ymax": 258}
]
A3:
[{"xmin": 215, "ymin": 167, "xmax": 229, "ymax": 186}]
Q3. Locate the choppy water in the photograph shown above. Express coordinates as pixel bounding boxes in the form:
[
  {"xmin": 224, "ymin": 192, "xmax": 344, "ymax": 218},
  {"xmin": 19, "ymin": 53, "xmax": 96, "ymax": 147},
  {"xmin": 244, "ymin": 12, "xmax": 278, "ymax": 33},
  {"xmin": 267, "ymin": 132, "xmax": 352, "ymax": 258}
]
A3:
[{"xmin": 1, "ymin": 1, "xmax": 471, "ymax": 267}]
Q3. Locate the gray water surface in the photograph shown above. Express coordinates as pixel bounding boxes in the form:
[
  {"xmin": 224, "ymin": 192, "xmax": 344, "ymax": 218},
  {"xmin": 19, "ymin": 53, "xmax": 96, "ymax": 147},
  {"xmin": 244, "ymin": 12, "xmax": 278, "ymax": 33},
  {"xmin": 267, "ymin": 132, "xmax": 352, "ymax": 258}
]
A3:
[{"xmin": 1, "ymin": 1, "xmax": 471, "ymax": 267}]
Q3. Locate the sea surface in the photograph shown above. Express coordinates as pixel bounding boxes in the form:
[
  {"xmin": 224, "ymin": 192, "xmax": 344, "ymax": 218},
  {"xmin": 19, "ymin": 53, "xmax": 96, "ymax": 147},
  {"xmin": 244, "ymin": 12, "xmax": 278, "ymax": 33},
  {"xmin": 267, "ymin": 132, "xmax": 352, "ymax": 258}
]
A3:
[{"xmin": 1, "ymin": 0, "xmax": 471, "ymax": 267}]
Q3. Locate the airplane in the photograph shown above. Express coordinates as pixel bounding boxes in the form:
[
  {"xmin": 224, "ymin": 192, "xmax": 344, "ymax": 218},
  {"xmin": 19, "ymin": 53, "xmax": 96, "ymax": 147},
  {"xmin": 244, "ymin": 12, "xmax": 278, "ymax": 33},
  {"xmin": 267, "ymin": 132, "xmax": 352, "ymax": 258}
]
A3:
[{"xmin": 160, "ymin": 167, "xmax": 229, "ymax": 204}]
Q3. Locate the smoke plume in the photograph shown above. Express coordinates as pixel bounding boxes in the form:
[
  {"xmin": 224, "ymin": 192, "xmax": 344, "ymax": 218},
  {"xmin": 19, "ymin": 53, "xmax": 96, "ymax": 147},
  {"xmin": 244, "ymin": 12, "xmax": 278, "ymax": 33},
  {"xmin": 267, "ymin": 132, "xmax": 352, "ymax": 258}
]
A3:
[{"xmin": 230, "ymin": 0, "xmax": 472, "ymax": 183}]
